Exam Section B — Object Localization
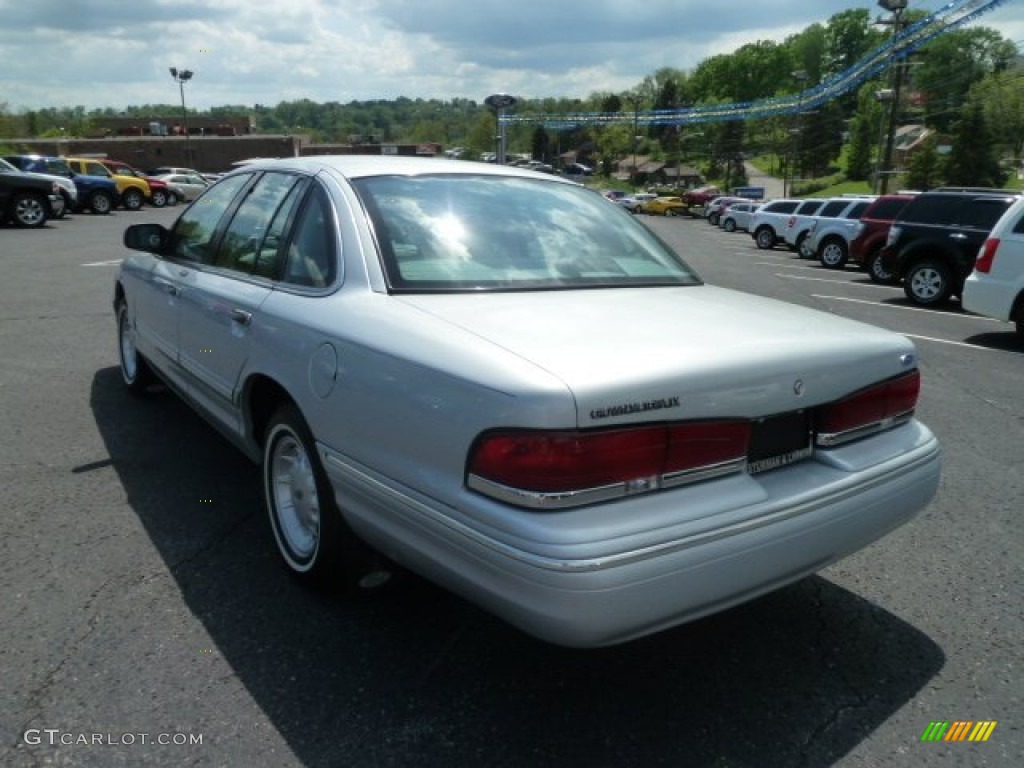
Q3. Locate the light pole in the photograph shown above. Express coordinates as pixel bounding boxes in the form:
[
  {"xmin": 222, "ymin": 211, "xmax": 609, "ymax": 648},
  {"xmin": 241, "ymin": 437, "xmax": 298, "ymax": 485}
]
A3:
[
  {"xmin": 485, "ymin": 93, "xmax": 518, "ymax": 165},
  {"xmin": 876, "ymin": 0, "xmax": 909, "ymax": 194},
  {"xmin": 169, "ymin": 67, "xmax": 194, "ymax": 167},
  {"xmin": 786, "ymin": 69, "xmax": 809, "ymax": 198}
]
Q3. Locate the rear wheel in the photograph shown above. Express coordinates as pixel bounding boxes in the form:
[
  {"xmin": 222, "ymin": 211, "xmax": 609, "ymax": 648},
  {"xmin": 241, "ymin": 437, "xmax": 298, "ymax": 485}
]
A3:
[
  {"xmin": 122, "ymin": 188, "xmax": 144, "ymax": 211},
  {"xmin": 89, "ymin": 190, "xmax": 113, "ymax": 215},
  {"xmin": 866, "ymin": 249, "xmax": 897, "ymax": 284},
  {"xmin": 819, "ymin": 238, "xmax": 848, "ymax": 269},
  {"xmin": 904, "ymin": 260, "xmax": 953, "ymax": 306},
  {"xmin": 263, "ymin": 404, "xmax": 386, "ymax": 589},
  {"xmin": 754, "ymin": 227, "xmax": 776, "ymax": 250},
  {"xmin": 709, "ymin": 213, "xmax": 720, "ymax": 226},
  {"xmin": 11, "ymin": 193, "xmax": 48, "ymax": 228},
  {"xmin": 722, "ymin": 218, "xmax": 736, "ymax": 232},
  {"xmin": 150, "ymin": 188, "xmax": 168, "ymax": 207}
]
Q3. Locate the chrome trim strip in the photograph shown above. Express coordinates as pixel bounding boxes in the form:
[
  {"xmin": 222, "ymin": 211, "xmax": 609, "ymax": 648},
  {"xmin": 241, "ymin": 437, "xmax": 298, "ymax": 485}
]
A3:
[
  {"xmin": 662, "ymin": 457, "xmax": 747, "ymax": 487},
  {"xmin": 816, "ymin": 411, "xmax": 914, "ymax": 448},
  {"xmin": 465, "ymin": 475, "xmax": 626, "ymax": 509},
  {"xmin": 323, "ymin": 437, "xmax": 939, "ymax": 574}
]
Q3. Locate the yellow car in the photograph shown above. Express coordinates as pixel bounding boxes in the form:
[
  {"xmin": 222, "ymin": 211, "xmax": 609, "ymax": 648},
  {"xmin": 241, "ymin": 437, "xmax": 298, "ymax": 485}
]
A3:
[
  {"xmin": 640, "ymin": 196, "xmax": 688, "ymax": 216},
  {"xmin": 64, "ymin": 156, "xmax": 150, "ymax": 211}
]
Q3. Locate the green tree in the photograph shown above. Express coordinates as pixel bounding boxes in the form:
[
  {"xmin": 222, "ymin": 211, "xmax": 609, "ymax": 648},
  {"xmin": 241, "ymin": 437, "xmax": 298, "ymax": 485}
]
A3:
[
  {"xmin": 915, "ymin": 28, "xmax": 1018, "ymax": 132},
  {"xmin": 970, "ymin": 70, "xmax": 1024, "ymax": 163},
  {"xmin": 904, "ymin": 137, "xmax": 941, "ymax": 190},
  {"xmin": 943, "ymin": 101, "xmax": 1005, "ymax": 187}
]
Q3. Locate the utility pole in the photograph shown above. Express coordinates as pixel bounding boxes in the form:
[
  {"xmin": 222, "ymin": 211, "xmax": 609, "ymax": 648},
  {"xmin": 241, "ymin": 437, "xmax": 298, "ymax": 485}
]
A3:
[{"xmin": 876, "ymin": 0, "xmax": 909, "ymax": 194}]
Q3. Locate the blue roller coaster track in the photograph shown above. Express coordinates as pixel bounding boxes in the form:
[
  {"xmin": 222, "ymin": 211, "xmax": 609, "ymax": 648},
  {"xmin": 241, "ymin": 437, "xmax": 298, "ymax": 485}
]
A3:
[{"xmin": 501, "ymin": 0, "xmax": 1012, "ymax": 129}]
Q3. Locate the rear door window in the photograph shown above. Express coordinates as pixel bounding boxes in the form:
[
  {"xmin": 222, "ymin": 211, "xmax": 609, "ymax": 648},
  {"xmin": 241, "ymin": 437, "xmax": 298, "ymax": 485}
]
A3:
[
  {"xmin": 213, "ymin": 172, "xmax": 305, "ymax": 274},
  {"xmin": 819, "ymin": 200, "xmax": 848, "ymax": 218},
  {"xmin": 169, "ymin": 173, "xmax": 253, "ymax": 263}
]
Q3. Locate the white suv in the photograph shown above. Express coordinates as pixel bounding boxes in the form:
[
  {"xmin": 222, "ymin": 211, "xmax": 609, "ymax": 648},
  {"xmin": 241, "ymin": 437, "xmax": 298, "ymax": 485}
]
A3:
[
  {"xmin": 962, "ymin": 196, "xmax": 1024, "ymax": 339},
  {"xmin": 804, "ymin": 197, "xmax": 877, "ymax": 266},
  {"xmin": 749, "ymin": 199, "xmax": 802, "ymax": 249}
]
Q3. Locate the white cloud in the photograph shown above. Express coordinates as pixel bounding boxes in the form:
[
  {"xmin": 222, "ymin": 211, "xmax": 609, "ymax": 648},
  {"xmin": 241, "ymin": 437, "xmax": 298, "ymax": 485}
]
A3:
[{"xmin": 0, "ymin": 0, "xmax": 1020, "ymax": 111}]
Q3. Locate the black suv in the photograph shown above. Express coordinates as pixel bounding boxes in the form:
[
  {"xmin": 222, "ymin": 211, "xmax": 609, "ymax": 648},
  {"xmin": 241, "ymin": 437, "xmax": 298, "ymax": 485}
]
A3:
[{"xmin": 880, "ymin": 188, "xmax": 1020, "ymax": 306}]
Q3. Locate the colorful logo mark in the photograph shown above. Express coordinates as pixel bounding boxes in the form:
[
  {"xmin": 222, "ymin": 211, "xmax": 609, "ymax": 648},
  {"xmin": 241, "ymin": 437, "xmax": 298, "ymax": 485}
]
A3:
[{"xmin": 920, "ymin": 721, "xmax": 997, "ymax": 742}]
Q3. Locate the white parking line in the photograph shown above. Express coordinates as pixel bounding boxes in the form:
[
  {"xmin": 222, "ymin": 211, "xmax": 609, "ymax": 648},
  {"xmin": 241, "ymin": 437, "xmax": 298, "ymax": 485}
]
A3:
[
  {"xmin": 900, "ymin": 333, "xmax": 1017, "ymax": 351},
  {"xmin": 756, "ymin": 262, "xmax": 821, "ymax": 271},
  {"xmin": 777, "ymin": 273, "xmax": 888, "ymax": 288},
  {"xmin": 81, "ymin": 259, "xmax": 123, "ymax": 267},
  {"xmin": 812, "ymin": 294, "xmax": 1002, "ymax": 322}
]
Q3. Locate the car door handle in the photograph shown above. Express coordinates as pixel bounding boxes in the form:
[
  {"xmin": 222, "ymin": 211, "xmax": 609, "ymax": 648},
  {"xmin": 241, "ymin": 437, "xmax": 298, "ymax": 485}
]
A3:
[
  {"xmin": 231, "ymin": 308, "xmax": 253, "ymax": 326},
  {"xmin": 160, "ymin": 281, "xmax": 180, "ymax": 296}
]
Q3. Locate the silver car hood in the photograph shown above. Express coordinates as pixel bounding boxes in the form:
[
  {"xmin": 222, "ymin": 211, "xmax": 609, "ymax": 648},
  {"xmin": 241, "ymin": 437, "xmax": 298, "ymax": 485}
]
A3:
[{"xmin": 395, "ymin": 286, "xmax": 917, "ymax": 426}]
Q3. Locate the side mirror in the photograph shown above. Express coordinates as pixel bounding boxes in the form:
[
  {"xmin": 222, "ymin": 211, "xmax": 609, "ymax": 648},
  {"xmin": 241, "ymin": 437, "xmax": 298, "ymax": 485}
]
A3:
[{"xmin": 124, "ymin": 223, "xmax": 169, "ymax": 254}]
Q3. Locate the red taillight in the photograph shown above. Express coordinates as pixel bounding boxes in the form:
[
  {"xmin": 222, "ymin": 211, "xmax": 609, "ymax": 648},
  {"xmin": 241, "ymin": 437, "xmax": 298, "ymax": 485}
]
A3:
[
  {"xmin": 817, "ymin": 371, "xmax": 919, "ymax": 447},
  {"xmin": 468, "ymin": 421, "xmax": 749, "ymax": 506},
  {"xmin": 469, "ymin": 427, "xmax": 667, "ymax": 493},
  {"xmin": 975, "ymin": 238, "xmax": 1000, "ymax": 274}
]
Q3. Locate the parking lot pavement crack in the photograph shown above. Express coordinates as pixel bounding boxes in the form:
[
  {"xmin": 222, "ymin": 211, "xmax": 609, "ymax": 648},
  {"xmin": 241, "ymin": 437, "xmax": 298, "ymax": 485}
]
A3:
[
  {"xmin": 167, "ymin": 511, "xmax": 257, "ymax": 576},
  {"xmin": 13, "ymin": 575, "xmax": 117, "ymax": 749},
  {"xmin": 797, "ymin": 580, "xmax": 874, "ymax": 768}
]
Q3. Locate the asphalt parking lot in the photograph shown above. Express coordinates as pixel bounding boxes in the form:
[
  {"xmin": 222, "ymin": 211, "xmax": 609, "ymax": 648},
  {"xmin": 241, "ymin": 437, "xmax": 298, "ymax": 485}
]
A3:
[{"xmin": 1, "ymin": 207, "xmax": 1021, "ymax": 767}]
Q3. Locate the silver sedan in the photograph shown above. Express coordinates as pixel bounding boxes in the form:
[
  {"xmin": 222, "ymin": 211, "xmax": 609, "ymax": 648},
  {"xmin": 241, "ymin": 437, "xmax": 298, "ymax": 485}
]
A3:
[{"xmin": 114, "ymin": 156, "xmax": 940, "ymax": 647}]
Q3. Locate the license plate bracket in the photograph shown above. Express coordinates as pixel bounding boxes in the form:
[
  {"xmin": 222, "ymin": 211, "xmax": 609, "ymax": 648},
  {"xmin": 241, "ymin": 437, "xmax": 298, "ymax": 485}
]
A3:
[{"xmin": 748, "ymin": 410, "xmax": 813, "ymax": 474}]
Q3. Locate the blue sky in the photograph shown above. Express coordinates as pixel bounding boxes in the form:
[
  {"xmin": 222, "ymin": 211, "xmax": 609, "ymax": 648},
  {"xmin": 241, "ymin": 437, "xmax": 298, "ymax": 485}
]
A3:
[{"xmin": 0, "ymin": 0, "xmax": 1020, "ymax": 110}]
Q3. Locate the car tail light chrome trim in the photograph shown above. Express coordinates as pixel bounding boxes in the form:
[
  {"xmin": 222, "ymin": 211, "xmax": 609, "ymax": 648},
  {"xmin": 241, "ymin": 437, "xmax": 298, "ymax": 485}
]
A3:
[{"xmin": 815, "ymin": 371, "xmax": 919, "ymax": 448}]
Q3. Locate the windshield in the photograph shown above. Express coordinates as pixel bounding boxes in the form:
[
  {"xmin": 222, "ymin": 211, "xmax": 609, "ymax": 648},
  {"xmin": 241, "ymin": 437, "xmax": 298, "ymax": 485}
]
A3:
[{"xmin": 353, "ymin": 174, "xmax": 700, "ymax": 292}]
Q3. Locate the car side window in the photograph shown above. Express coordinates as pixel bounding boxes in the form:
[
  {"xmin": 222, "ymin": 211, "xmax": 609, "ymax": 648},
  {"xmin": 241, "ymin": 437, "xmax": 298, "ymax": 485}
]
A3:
[
  {"xmin": 169, "ymin": 173, "xmax": 252, "ymax": 263},
  {"xmin": 957, "ymin": 199, "xmax": 1014, "ymax": 230},
  {"xmin": 84, "ymin": 162, "xmax": 110, "ymax": 177},
  {"xmin": 819, "ymin": 201, "xmax": 848, "ymax": 217},
  {"xmin": 282, "ymin": 185, "xmax": 336, "ymax": 288},
  {"xmin": 846, "ymin": 201, "xmax": 871, "ymax": 218},
  {"xmin": 214, "ymin": 172, "xmax": 303, "ymax": 275}
]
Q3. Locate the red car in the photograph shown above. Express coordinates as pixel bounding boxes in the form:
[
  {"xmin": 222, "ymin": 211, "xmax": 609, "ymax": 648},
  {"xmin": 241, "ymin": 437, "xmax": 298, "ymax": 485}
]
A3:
[
  {"xmin": 101, "ymin": 159, "xmax": 176, "ymax": 207},
  {"xmin": 849, "ymin": 194, "xmax": 916, "ymax": 283}
]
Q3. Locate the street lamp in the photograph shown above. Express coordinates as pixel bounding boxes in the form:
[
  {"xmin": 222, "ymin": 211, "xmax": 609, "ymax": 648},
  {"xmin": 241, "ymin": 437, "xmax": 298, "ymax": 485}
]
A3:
[
  {"xmin": 485, "ymin": 93, "xmax": 518, "ymax": 165},
  {"xmin": 169, "ymin": 67, "xmax": 194, "ymax": 166}
]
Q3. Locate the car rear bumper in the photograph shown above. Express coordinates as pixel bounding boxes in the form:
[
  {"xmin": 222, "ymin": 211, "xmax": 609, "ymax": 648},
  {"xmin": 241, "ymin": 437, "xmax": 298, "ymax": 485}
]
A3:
[
  {"xmin": 322, "ymin": 424, "xmax": 939, "ymax": 648},
  {"xmin": 962, "ymin": 272, "xmax": 1015, "ymax": 322}
]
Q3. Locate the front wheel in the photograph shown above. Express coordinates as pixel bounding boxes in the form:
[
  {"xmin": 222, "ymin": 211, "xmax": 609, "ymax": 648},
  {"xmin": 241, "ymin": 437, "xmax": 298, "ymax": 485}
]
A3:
[
  {"xmin": 754, "ymin": 227, "xmax": 776, "ymax": 250},
  {"xmin": 122, "ymin": 188, "xmax": 144, "ymax": 211},
  {"xmin": 904, "ymin": 260, "xmax": 953, "ymax": 306},
  {"xmin": 117, "ymin": 300, "xmax": 155, "ymax": 392},
  {"xmin": 722, "ymin": 218, "xmax": 736, "ymax": 232},
  {"xmin": 89, "ymin": 190, "xmax": 113, "ymax": 215},
  {"xmin": 708, "ymin": 213, "xmax": 720, "ymax": 227},
  {"xmin": 11, "ymin": 193, "xmax": 48, "ymax": 228},
  {"xmin": 819, "ymin": 238, "xmax": 848, "ymax": 269}
]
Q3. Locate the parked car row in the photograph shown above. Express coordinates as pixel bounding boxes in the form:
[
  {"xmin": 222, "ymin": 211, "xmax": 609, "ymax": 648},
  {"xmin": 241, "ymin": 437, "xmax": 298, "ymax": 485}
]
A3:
[
  {"xmin": 0, "ymin": 155, "xmax": 216, "ymax": 229},
  {"xmin": 707, "ymin": 187, "xmax": 1023, "ymax": 335}
]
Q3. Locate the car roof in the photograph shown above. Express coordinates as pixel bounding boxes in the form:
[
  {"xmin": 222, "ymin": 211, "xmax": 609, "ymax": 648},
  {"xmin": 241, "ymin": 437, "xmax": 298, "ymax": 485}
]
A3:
[{"xmin": 223, "ymin": 155, "xmax": 580, "ymax": 184}]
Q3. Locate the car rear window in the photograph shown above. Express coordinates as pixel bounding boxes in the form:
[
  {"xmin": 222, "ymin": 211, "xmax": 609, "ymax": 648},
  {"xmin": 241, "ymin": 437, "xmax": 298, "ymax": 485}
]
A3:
[
  {"xmin": 845, "ymin": 201, "xmax": 872, "ymax": 219},
  {"xmin": 765, "ymin": 201, "xmax": 799, "ymax": 214},
  {"xmin": 354, "ymin": 174, "xmax": 701, "ymax": 292},
  {"xmin": 795, "ymin": 200, "xmax": 824, "ymax": 215},
  {"xmin": 957, "ymin": 198, "xmax": 1015, "ymax": 229}
]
